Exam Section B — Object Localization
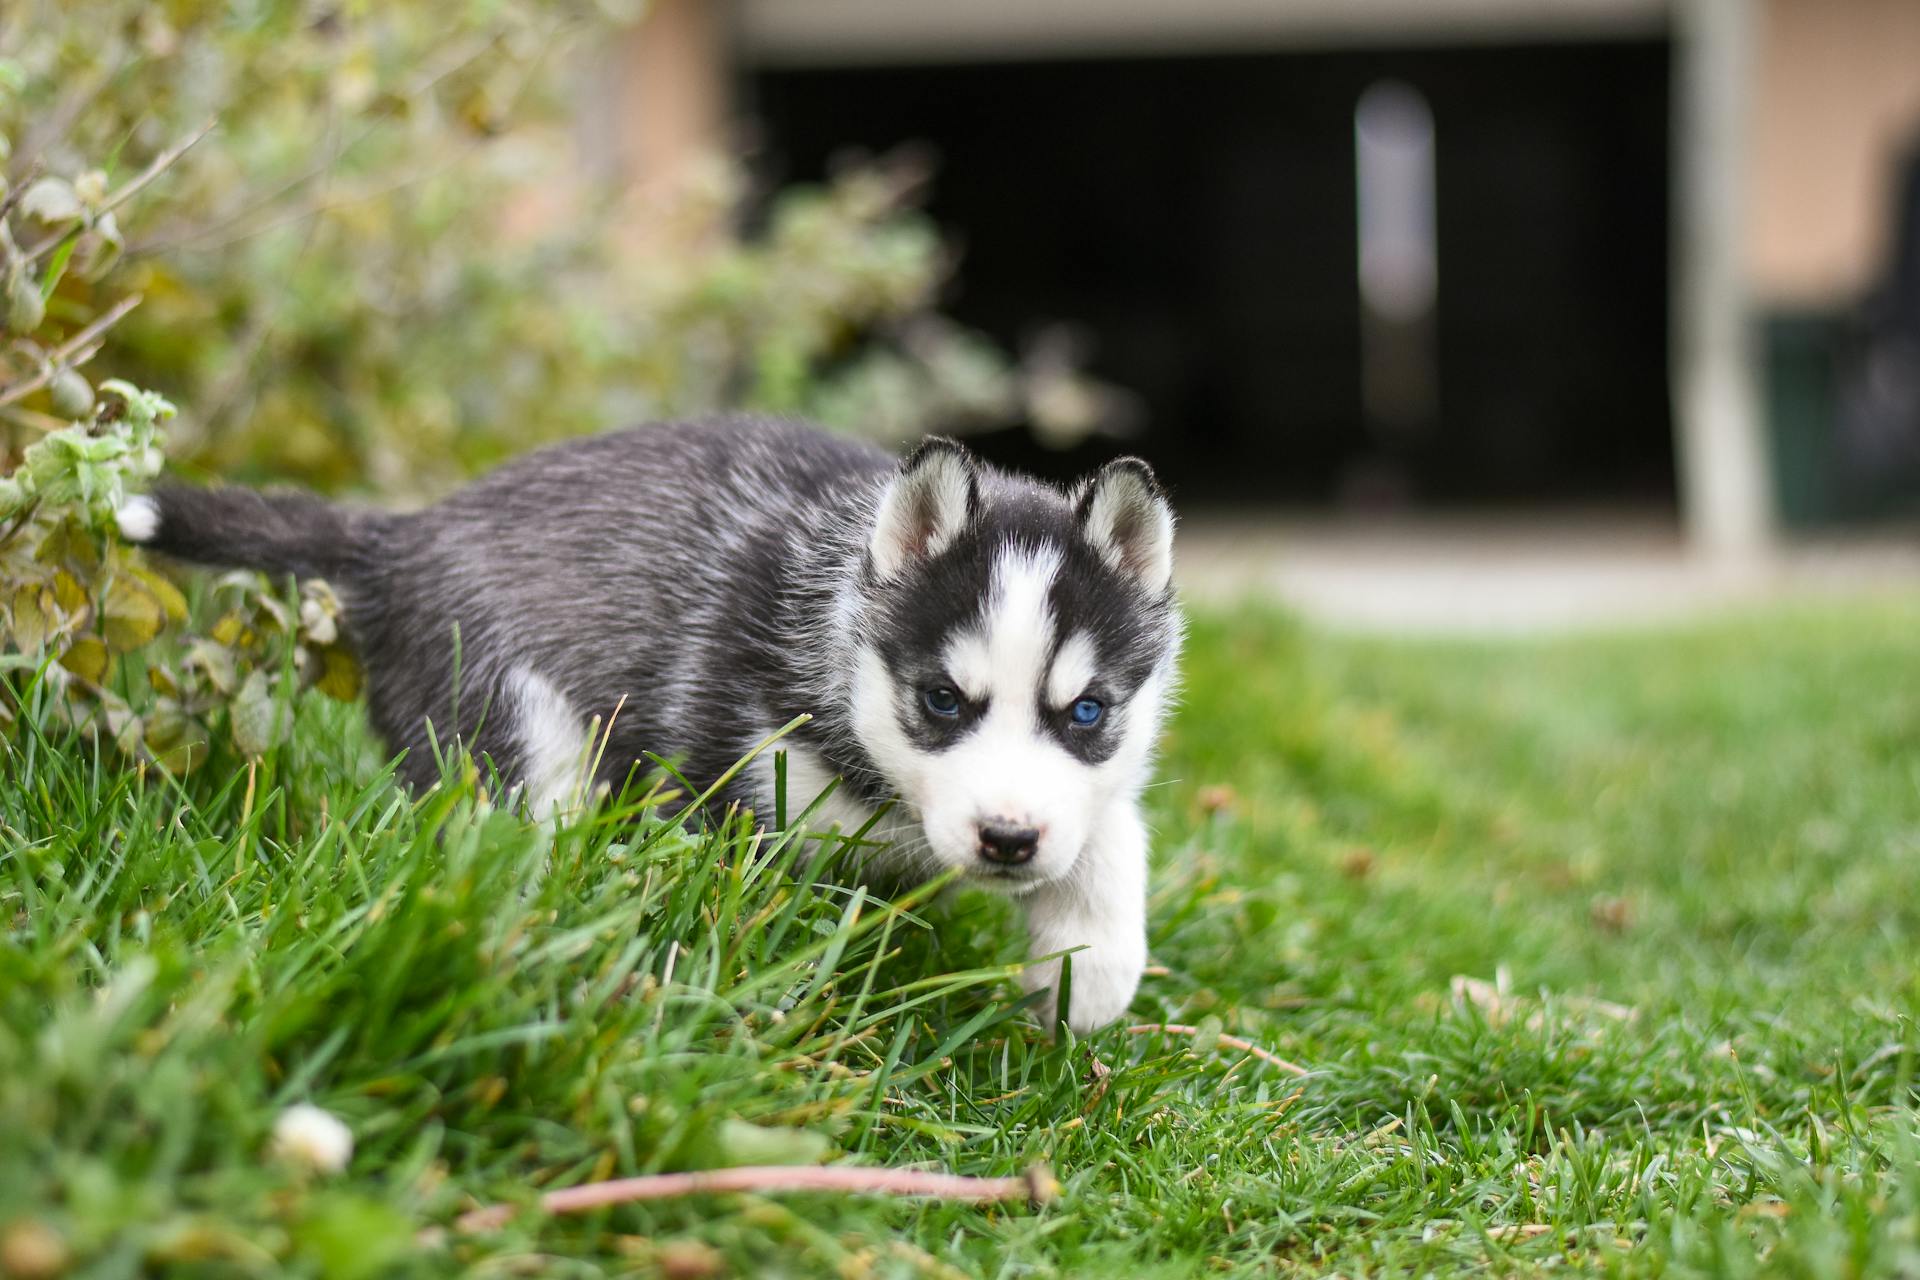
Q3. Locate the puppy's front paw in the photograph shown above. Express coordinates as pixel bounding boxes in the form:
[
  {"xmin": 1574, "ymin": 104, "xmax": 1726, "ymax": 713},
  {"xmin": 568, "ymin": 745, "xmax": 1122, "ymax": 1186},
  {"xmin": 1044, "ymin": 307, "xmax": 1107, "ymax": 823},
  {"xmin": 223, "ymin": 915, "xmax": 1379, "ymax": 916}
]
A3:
[
  {"xmin": 1021, "ymin": 808, "xmax": 1151, "ymax": 1036},
  {"xmin": 1065, "ymin": 957, "xmax": 1143, "ymax": 1035},
  {"xmin": 1022, "ymin": 939, "xmax": 1146, "ymax": 1036}
]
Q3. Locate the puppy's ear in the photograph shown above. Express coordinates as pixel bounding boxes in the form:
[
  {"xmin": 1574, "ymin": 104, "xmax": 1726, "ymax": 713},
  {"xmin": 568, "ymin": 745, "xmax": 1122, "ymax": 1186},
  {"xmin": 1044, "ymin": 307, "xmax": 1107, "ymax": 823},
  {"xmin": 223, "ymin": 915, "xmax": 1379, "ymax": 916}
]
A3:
[
  {"xmin": 869, "ymin": 438, "xmax": 979, "ymax": 580},
  {"xmin": 1074, "ymin": 457, "xmax": 1175, "ymax": 594}
]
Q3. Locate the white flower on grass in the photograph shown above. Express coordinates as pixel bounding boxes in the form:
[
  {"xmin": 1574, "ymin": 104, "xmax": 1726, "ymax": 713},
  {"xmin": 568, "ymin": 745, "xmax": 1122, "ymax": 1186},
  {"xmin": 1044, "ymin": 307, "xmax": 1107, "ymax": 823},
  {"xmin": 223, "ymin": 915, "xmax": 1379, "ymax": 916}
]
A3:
[{"xmin": 271, "ymin": 1103, "xmax": 354, "ymax": 1172}]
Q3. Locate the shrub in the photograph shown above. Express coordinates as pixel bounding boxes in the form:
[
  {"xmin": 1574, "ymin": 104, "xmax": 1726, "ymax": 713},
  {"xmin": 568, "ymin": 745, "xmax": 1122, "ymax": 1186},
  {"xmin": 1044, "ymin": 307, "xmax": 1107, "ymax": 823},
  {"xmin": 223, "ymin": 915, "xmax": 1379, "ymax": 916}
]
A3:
[{"xmin": 1, "ymin": 1, "xmax": 1106, "ymax": 763}]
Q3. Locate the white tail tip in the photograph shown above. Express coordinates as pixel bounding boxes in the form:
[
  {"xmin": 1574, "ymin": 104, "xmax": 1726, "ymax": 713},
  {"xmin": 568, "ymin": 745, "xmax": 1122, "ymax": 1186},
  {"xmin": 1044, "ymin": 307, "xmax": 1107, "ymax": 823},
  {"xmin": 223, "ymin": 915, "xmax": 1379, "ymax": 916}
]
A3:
[{"xmin": 116, "ymin": 495, "xmax": 160, "ymax": 542}]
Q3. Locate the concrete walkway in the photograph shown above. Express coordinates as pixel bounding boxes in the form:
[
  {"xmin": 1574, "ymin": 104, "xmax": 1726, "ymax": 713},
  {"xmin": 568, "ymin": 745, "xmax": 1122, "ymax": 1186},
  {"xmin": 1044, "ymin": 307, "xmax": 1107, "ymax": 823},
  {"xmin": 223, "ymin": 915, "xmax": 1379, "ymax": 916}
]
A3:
[{"xmin": 1174, "ymin": 510, "xmax": 1920, "ymax": 634}]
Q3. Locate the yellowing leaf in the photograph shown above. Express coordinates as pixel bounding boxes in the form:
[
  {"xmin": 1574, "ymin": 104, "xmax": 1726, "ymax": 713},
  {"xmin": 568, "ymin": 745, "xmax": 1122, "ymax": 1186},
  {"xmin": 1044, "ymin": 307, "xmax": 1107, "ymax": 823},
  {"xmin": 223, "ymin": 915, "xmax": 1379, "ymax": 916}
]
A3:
[
  {"xmin": 10, "ymin": 584, "xmax": 50, "ymax": 651},
  {"xmin": 133, "ymin": 566, "xmax": 189, "ymax": 621},
  {"xmin": 36, "ymin": 517, "xmax": 99, "ymax": 575},
  {"xmin": 184, "ymin": 639, "xmax": 238, "ymax": 697},
  {"xmin": 112, "ymin": 716, "xmax": 144, "ymax": 758},
  {"xmin": 145, "ymin": 703, "xmax": 207, "ymax": 775},
  {"xmin": 251, "ymin": 592, "xmax": 292, "ymax": 635},
  {"xmin": 51, "ymin": 569, "xmax": 88, "ymax": 615},
  {"xmin": 59, "ymin": 635, "xmax": 110, "ymax": 682},
  {"xmin": 102, "ymin": 578, "xmax": 164, "ymax": 651},
  {"xmin": 151, "ymin": 737, "xmax": 205, "ymax": 775},
  {"xmin": 314, "ymin": 644, "xmax": 362, "ymax": 701},
  {"xmin": 144, "ymin": 702, "xmax": 189, "ymax": 750},
  {"xmin": 211, "ymin": 611, "xmax": 247, "ymax": 647}
]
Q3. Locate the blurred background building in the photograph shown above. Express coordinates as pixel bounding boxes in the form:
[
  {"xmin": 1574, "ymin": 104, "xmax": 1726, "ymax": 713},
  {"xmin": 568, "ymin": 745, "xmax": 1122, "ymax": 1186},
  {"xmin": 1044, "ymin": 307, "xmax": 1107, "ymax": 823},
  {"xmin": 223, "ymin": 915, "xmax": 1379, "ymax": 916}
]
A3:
[{"xmin": 609, "ymin": 0, "xmax": 1920, "ymax": 579}]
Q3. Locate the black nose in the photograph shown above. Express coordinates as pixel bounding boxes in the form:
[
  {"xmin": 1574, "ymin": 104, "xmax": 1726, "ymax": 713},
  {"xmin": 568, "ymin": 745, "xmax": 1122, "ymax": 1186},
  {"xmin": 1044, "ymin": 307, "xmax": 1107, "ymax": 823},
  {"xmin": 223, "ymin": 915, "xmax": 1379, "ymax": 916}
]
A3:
[{"xmin": 977, "ymin": 821, "xmax": 1040, "ymax": 865}]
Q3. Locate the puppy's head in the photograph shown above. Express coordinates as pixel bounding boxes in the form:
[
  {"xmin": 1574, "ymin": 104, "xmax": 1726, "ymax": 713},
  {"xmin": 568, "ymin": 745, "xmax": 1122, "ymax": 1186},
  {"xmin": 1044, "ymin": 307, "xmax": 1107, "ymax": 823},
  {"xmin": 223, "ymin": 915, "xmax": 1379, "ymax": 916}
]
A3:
[{"xmin": 850, "ymin": 439, "xmax": 1182, "ymax": 890}]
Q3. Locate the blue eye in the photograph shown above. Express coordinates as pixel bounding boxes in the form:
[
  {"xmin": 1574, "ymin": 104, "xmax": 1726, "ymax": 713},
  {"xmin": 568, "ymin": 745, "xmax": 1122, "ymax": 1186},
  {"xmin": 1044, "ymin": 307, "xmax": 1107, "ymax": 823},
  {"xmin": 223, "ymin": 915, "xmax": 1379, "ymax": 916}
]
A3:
[
  {"xmin": 1070, "ymin": 698, "xmax": 1105, "ymax": 727},
  {"xmin": 924, "ymin": 686, "xmax": 962, "ymax": 717}
]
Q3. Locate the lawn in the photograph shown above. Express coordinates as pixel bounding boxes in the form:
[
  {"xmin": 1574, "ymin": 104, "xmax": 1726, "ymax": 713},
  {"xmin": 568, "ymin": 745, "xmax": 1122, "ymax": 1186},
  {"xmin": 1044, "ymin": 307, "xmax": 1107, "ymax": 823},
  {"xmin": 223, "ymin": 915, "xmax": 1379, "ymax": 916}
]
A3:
[{"xmin": 4, "ymin": 600, "xmax": 1919, "ymax": 1278}]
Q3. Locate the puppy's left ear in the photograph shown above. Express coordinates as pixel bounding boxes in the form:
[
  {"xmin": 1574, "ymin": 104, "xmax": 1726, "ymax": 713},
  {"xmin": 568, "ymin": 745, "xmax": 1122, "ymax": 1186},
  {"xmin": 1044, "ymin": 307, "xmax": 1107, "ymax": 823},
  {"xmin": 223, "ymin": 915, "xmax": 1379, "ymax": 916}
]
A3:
[{"xmin": 1074, "ymin": 457, "xmax": 1175, "ymax": 594}]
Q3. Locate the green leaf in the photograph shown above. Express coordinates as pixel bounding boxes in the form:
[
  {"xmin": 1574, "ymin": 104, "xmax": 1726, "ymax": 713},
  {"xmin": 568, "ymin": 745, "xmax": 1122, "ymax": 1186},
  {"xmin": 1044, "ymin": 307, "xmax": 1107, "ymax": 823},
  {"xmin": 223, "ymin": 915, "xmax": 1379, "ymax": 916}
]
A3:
[
  {"xmin": 230, "ymin": 669, "xmax": 287, "ymax": 757},
  {"xmin": 291, "ymin": 1192, "xmax": 414, "ymax": 1280},
  {"xmin": 716, "ymin": 1118, "xmax": 835, "ymax": 1168},
  {"xmin": 78, "ymin": 211, "xmax": 123, "ymax": 281},
  {"xmin": 7, "ymin": 269, "xmax": 44, "ymax": 333},
  {"xmin": 97, "ymin": 381, "xmax": 177, "ymax": 429},
  {"xmin": 49, "ymin": 368, "xmax": 96, "ymax": 419},
  {"xmin": 183, "ymin": 639, "xmax": 238, "ymax": 696},
  {"xmin": 39, "ymin": 235, "xmax": 77, "ymax": 300}
]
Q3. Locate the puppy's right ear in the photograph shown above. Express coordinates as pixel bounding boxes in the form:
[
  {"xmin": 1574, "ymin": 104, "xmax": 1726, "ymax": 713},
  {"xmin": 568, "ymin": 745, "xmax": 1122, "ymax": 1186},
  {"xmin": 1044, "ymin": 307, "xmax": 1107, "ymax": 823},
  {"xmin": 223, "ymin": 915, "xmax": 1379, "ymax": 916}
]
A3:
[{"xmin": 868, "ymin": 438, "xmax": 978, "ymax": 580}]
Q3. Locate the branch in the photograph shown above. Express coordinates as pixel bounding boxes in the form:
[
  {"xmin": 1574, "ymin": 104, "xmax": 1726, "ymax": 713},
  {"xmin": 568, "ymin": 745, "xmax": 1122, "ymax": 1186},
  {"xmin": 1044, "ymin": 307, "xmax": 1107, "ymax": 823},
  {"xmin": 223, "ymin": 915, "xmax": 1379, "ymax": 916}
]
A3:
[
  {"xmin": 1125, "ymin": 1024, "xmax": 1311, "ymax": 1076},
  {"xmin": 134, "ymin": 32, "xmax": 506, "ymax": 258},
  {"xmin": 0, "ymin": 161, "xmax": 39, "ymax": 224},
  {"xmin": 0, "ymin": 498, "xmax": 41, "ymax": 552},
  {"xmin": 20, "ymin": 119, "xmax": 218, "ymax": 266},
  {"xmin": 0, "ymin": 404, "xmax": 70, "ymax": 435},
  {"xmin": 0, "ymin": 292, "xmax": 140, "ymax": 410},
  {"xmin": 453, "ymin": 1163, "xmax": 1057, "ymax": 1233}
]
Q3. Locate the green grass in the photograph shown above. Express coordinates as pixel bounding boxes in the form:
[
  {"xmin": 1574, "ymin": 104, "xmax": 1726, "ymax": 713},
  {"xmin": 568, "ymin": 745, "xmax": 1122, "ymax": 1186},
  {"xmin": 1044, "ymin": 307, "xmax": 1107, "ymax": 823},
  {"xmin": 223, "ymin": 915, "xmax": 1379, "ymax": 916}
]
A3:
[{"xmin": 5, "ymin": 600, "xmax": 1920, "ymax": 1277}]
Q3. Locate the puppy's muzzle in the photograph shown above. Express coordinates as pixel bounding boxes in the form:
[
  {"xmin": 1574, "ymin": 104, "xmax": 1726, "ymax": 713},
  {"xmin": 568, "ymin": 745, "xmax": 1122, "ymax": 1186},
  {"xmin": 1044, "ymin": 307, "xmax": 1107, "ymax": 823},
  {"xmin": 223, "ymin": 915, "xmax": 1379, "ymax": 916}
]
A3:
[{"xmin": 976, "ymin": 820, "xmax": 1041, "ymax": 866}]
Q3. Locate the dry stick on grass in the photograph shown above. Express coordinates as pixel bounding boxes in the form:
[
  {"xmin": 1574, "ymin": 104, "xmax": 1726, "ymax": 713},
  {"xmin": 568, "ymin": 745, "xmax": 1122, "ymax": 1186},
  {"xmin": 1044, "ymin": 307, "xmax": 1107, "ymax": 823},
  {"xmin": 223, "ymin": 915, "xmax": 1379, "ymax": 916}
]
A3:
[
  {"xmin": 0, "ymin": 293, "xmax": 141, "ymax": 410},
  {"xmin": 1125, "ymin": 1023, "xmax": 1311, "ymax": 1077},
  {"xmin": 454, "ymin": 1164, "xmax": 1058, "ymax": 1234}
]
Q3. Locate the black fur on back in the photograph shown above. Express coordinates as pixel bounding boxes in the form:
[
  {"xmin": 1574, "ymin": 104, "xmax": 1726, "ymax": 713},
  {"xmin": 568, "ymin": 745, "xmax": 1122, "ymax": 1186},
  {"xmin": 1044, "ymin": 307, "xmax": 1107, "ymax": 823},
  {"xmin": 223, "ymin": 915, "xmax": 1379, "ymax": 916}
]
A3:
[
  {"xmin": 137, "ymin": 415, "xmax": 1180, "ymax": 812},
  {"xmin": 143, "ymin": 417, "xmax": 897, "ymax": 793}
]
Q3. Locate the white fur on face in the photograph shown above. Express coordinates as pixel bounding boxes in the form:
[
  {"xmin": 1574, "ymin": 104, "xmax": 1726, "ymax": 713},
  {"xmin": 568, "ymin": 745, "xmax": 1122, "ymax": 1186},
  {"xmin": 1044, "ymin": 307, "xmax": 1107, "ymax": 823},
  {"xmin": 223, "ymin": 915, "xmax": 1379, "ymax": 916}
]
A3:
[
  {"xmin": 768, "ymin": 744, "xmax": 874, "ymax": 835},
  {"xmin": 748, "ymin": 743, "xmax": 899, "ymax": 842},
  {"xmin": 1046, "ymin": 630, "xmax": 1098, "ymax": 709},
  {"xmin": 852, "ymin": 545, "xmax": 1172, "ymax": 890},
  {"xmin": 942, "ymin": 630, "xmax": 993, "ymax": 703}
]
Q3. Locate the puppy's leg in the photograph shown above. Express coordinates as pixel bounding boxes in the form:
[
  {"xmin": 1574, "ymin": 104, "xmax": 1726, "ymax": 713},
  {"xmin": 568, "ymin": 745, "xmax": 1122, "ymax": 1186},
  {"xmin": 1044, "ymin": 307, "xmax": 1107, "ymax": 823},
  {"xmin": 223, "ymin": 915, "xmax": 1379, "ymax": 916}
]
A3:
[
  {"xmin": 1020, "ymin": 806, "xmax": 1149, "ymax": 1035},
  {"xmin": 504, "ymin": 666, "xmax": 597, "ymax": 822}
]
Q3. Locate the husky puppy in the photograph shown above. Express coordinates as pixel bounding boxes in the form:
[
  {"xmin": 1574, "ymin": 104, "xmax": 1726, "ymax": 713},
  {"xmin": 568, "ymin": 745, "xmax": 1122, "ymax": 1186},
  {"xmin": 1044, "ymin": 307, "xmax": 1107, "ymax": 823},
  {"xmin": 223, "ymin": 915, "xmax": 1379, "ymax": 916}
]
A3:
[{"xmin": 119, "ymin": 416, "xmax": 1182, "ymax": 1032}]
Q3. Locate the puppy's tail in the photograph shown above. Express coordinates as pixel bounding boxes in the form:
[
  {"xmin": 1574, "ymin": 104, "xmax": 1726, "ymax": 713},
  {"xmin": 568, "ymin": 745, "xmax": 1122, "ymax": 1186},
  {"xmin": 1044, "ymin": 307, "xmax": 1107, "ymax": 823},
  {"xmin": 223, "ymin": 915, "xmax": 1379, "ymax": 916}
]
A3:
[{"xmin": 117, "ymin": 483, "xmax": 384, "ymax": 585}]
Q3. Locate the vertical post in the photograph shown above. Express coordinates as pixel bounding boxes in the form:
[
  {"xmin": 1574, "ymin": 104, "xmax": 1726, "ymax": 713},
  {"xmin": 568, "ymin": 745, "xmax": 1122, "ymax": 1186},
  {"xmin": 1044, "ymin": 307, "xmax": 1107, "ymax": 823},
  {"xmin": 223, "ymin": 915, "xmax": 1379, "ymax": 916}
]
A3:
[
  {"xmin": 1674, "ymin": 0, "xmax": 1774, "ymax": 556},
  {"xmin": 616, "ymin": 0, "xmax": 729, "ymax": 199}
]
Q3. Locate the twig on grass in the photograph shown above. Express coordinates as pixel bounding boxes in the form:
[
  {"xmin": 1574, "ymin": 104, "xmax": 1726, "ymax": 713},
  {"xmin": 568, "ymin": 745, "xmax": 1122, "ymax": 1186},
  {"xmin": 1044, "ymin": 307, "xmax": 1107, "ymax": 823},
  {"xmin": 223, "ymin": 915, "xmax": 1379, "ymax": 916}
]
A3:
[
  {"xmin": 1125, "ymin": 1023, "xmax": 1310, "ymax": 1076},
  {"xmin": 452, "ymin": 1163, "xmax": 1058, "ymax": 1233}
]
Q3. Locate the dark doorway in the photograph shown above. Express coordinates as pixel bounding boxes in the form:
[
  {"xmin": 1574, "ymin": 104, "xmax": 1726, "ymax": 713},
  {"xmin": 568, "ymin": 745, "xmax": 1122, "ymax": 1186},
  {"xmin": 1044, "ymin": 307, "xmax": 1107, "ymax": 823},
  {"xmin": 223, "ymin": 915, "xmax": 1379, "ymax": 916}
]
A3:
[{"xmin": 748, "ymin": 40, "xmax": 1675, "ymax": 509}]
